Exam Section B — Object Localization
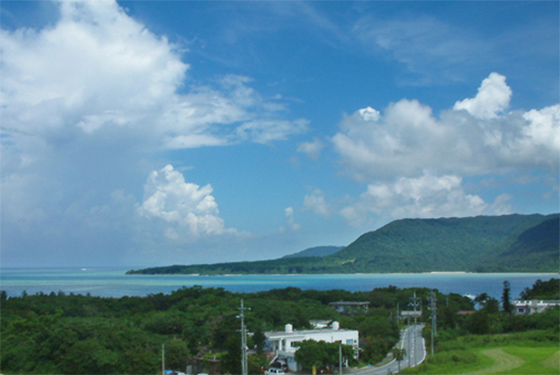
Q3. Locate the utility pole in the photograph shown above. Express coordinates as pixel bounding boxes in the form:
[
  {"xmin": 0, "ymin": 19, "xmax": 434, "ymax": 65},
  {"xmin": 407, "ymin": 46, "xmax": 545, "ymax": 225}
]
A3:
[
  {"xmin": 429, "ymin": 290, "xmax": 437, "ymax": 356},
  {"xmin": 162, "ymin": 344, "xmax": 165, "ymax": 375},
  {"xmin": 409, "ymin": 291, "xmax": 420, "ymax": 367},
  {"xmin": 432, "ymin": 291, "xmax": 437, "ymax": 337},
  {"xmin": 407, "ymin": 316, "xmax": 411, "ymax": 368},
  {"xmin": 238, "ymin": 299, "xmax": 249, "ymax": 375}
]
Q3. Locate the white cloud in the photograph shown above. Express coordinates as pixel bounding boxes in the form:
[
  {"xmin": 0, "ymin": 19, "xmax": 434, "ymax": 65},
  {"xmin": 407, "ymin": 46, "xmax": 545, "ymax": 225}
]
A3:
[
  {"xmin": 282, "ymin": 206, "xmax": 301, "ymax": 232},
  {"xmin": 522, "ymin": 105, "xmax": 560, "ymax": 162},
  {"xmin": 236, "ymin": 119, "xmax": 309, "ymax": 144},
  {"xmin": 332, "ymin": 99, "xmax": 448, "ymax": 181},
  {"xmin": 332, "ymin": 73, "xmax": 560, "ymax": 182},
  {"xmin": 303, "ymin": 189, "xmax": 331, "ymax": 217},
  {"xmin": 340, "ymin": 173, "xmax": 512, "ymax": 227},
  {"xmin": 163, "ymin": 134, "xmax": 229, "ymax": 149},
  {"xmin": 453, "ymin": 72, "xmax": 512, "ymax": 119},
  {"xmin": 297, "ymin": 138, "xmax": 325, "ymax": 160},
  {"xmin": 0, "ymin": 0, "xmax": 309, "ymax": 265},
  {"xmin": 358, "ymin": 106, "xmax": 380, "ymax": 122},
  {"xmin": 1, "ymin": 0, "xmax": 308, "ymax": 159},
  {"xmin": 1, "ymin": 0, "xmax": 187, "ymax": 136},
  {"xmin": 327, "ymin": 72, "xmax": 558, "ymax": 226},
  {"xmin": 139, "ymin": 165, "xmax": 234, "ymax": 237}
]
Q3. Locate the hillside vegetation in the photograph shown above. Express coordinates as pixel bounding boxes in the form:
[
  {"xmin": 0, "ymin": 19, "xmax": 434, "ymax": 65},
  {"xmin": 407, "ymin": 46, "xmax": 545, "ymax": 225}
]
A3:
[
  {"xmin": 282, "ymin": 246, "xmax": 344, "ymax": 259},
  {"xmin": 128, "ymin": 214, "xmax": 559, "ymax": 275},
  {"xmin": 2, "ymin": 285, "xmax": 440, "ymax": 374},
  {"xmin": 401, "ymin": 277, "xmax": 560, "ymax": 375}
]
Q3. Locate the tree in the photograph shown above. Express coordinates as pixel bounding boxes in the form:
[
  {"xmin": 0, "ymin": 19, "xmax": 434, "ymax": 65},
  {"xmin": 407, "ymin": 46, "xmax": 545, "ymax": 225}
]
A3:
[
  {"xmin": 252, "ymin": 328, "xmax": 266, "ymax": 354},
  {"xmin": 165, "ymin": 339, "xmax": 191, "ymax": 372},
  {"xmin": 295, "ymin": 340, "xmax": 355, "ymax": 372},
  {"xmin": 484, "ymin": 297, "xmax": 500, "ymax": 313},
  {"xmin": 520, "ymin": 278, "xmax": 560, "ymax": 300},
  {"xmin": 466, "ymin": 311, "xmax": 490, "ymax": 334},
  {"xmin": 392, "ymin": 347, "xmax": 406, "ymax": 372},
  {"xmin": 219, "ymin": 334, "xmax": 241, "ymax": 375},
  {"xmin": 294, "ymin": 340, "xmax": 326, "ymax": 372},
  {"xmin": 474, "ymin": 293, "xmax": 499, "ymax": 313},
  {"xmin": 474, "ymin": 292, "xmax": 489, "ymax": 308},
  {"xmin": 502, "ymin": 280, "xmax": 512, "ymax": 313}
]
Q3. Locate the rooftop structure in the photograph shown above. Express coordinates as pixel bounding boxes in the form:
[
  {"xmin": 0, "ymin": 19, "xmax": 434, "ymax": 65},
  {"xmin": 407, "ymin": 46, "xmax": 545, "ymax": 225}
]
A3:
[
  {"xmin": 265, "ymin": 322, "xmax": 359, "ymax": 372},
  {"xmin": 400, "ymin": 310, "xmax": 422, "ymax": 319},
  {"xmin": 513, "ymin": 300, "xmax": 560, "ymax": 315}
]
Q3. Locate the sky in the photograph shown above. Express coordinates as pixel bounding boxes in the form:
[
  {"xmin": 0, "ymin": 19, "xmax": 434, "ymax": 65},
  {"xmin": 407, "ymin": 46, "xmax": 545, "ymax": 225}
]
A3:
[{"xmin": 1, "ymin": 0, "xmax": 558, "ymax": 268}]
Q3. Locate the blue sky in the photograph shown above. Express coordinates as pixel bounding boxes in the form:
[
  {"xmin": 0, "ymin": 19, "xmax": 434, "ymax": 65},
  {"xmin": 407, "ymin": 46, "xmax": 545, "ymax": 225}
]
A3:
[{"xmin": 1, "ymin": 0, "xmax": 558, "ymax": 268}]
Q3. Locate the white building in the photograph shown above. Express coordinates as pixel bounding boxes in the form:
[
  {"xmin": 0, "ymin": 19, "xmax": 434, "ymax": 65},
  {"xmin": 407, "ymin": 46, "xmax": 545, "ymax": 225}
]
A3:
[
  {"xmin": 513, "ymin": 300, "xmax": 560, "ymax": 315},
  {"xmin": 265, "ymin": 322, "xmax": 359, "ymax": 372}
]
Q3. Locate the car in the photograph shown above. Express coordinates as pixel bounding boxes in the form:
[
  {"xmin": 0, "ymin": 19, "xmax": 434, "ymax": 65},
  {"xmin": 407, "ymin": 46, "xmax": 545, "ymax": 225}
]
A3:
[{"xmin": 265, "ymin": 368, "xmax": 286, "ymax": 375}]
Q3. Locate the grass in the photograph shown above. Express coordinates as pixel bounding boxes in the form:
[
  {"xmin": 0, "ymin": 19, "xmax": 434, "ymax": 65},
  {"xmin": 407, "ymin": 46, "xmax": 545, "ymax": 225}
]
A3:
[
  {"xmin": 461, "ymin": 348, "xmax": 524, "ymax": 375},
  {"xmin": 541, "ymin": 349, "xmax": 560, "ymax": 370},
  {"xmin": 498, "ymin": 347, "xmax": 559, "ymax": 374},
  {"xmin": 400, "ymin": 330, "xmax": 559, "ymax": 375}
]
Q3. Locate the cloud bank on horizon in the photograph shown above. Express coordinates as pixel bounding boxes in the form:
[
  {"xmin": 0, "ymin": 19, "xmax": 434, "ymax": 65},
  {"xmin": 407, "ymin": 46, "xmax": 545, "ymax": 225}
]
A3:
[{"xmin": 1, "ymin": 0, "xmax": 558, "ymax": 267}]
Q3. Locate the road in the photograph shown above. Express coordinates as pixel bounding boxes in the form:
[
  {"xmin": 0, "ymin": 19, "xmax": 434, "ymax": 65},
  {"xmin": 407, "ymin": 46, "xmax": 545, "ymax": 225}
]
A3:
[{"xmin": 357, "ymin": 324, "xmax": 426, "ymax": 375}]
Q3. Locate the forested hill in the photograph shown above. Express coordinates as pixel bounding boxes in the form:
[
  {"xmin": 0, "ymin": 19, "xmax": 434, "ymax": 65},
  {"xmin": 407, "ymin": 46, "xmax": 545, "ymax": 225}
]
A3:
[
  {"xmin": 282, "ymin": 246, "xmax": 344, "ymax": 259},
  {"xmin": 127, "ymin": 213, "xmax": 559, "ymax": 275}
]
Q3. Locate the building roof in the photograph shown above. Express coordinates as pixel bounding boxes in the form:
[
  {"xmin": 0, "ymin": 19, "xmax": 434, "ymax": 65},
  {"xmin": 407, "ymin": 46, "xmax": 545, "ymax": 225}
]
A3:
[
  {"xmin": 265, "ymin": 327, "xmax": 357, "ymax": 339},
  {"xmin": 513, "ymin": 300, "xmax": 560, "ymax": 306}
]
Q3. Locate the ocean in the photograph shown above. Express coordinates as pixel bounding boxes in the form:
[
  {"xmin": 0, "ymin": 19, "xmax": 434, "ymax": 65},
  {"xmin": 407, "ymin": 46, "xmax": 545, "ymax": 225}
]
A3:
[{"xmin": 1, "ymin": 267, "xmax": 557, "ymax": 300}]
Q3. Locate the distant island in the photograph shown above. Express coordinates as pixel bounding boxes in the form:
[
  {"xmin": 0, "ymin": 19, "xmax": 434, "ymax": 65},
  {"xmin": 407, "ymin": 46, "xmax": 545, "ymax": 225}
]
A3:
[{"xmin": 127, "ymin": 213, "xmax": 559, "ymax": 275}]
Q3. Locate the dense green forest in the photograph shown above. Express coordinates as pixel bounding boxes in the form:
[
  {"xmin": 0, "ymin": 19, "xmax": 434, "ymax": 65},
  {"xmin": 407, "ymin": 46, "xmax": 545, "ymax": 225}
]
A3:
[
  {"xmin": 128, "ymin": 213, "xmax": 559, "ymax": 275},
  {"xmin": 281, "ymin": 246, "xmax": 344, "ymax": 259},
  {"xmin": 1, "ymin": 279, "xmax": 558, "ymax": 374},
  {"xmin": 1, "ymin": 285, "xmax": 473, "ymax": 374}
]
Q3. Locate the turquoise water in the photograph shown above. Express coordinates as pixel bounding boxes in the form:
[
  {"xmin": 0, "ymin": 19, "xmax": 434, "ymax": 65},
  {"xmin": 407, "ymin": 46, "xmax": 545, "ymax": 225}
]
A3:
[{"xmin": 0, "ymin": 267, "xmax": 557, "ymax": 299}]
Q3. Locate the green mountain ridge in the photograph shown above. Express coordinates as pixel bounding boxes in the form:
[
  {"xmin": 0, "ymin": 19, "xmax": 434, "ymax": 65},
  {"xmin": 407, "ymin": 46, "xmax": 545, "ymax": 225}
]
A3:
[
  {"xmin": 127, "ymin": 213, "xmax": 560, "ymax": 275},
  {"xmin": 282, "ymin": 246, "xmax": 344, "ymax": 259}
]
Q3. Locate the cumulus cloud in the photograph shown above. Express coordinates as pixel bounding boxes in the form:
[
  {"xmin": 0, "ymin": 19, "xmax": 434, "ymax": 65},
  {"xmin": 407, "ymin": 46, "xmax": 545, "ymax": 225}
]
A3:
[
  {"xmin": 139, "ymin": 165, "xmax": 234, "ymax": 237},
  {"xmin": 303, "ymin": 189, "xmax": 331, "ymax": 217},
  {"xmin": 358, "ymin": 106, "xmax": 381, "ymax": 122},
  {"xmin": 453, "ymin": 72, "xmax": 512, "ymax": 119},
  {"xmin": 327, "ymin": 72, "xmax": 558, "ymax": 226},
  {"xmin": 332, "ymin": 98, "xmax": 448, "ymax": 181},
  {"xmin": 340, "ymin": 173, "xmax": 513, "ymax": 227},
  {"xmin": 0, "ymin": 0, "xmax": 309, "ymax": 261},
  {"xmin": 0, "ymin": 0, "xmax": 316, "ymax": 267},
  {"xmin": 0, "ymin": 0, "xmax": 308, "ymax": 158},
  {"xmin": 297, "ymin": 138, "xmax": 325, "ymax": 160},
  {"xmin": 332, "ymin": 72, "xmax": 559, "ymax": 182},
  {"xmin": 1, "ymin": 0, "xmax": 187, "ymax": 137},
  {"xmin": 282, "ymin": 207, "xmax": 301, "ymax": 232}
]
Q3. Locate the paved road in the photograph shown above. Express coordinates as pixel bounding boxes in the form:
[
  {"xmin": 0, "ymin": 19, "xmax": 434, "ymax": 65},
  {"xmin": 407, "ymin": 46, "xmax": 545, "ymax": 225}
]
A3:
[{"xmin": 357, "ymin": 324, "xmax": 426, "ymax": 375}]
